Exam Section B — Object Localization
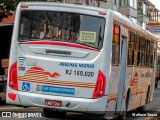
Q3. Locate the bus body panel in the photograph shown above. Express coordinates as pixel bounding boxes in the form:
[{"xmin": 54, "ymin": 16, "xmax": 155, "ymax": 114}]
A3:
[
  {"xmin": 17, "ymin": 43, "xmax": 101, "ymax": 98},
  {"xmin": 17, "ymin": 91, "xmax": 107, "ymax": 113}
]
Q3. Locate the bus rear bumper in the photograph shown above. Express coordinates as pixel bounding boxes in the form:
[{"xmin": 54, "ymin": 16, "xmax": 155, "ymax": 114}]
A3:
[{"xmin": 9, "ymin": 91, "xmax": 107, "ymax": 114}]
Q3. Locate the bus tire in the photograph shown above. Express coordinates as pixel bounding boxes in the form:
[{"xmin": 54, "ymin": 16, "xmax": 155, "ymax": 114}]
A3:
[
  {"xmin": 155, "ymin": 78, "xmax": 158, "ymax": 88},
  {"xmin": 155, "ymin": 82, "xmax": 158, "ymax": 88},
  {"xmin": 136, "ymin": 86, "xmax": 150, "ymax": 113},
  {"xmin": 43, "ymin": 108, "xmax": 66, "ymax": 118},
  {"xmin": 136, "ymin": 106, "xmax": 145, "ymax": 113},
  {"xmin": 146, "ymin": 86, "xmax": 150, "ymax": 104},
  {"xmin": 155, "ymin": 83, "xmax": 157, "ymax": 88}
]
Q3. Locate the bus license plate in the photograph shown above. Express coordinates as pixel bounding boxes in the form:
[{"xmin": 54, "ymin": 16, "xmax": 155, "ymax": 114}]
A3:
[{"xmin": 45, "ymin": 100, "xmax": 62, "ymax": 107}]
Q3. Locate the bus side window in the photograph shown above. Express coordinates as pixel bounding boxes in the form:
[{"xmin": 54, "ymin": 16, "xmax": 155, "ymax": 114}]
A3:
[
  {"xmin": 112, "ymin": 24, "xmax": 120, "ymax": 65},
  {"xmin": 128, "ymin": 32, "xmax": 135, "ymax": 66},
  {"xmin": 150, "ymin": 41, "xmax": 154, "ymax": 68},
  {"xmin": 134, "ymin": 35, "xmax": 138, "ymax": 67},
  {"xmin": 154, "ymin": 48, "xmax": 156, "ymax": 68},
  {"xmin": 136, "ymin": 35, "xmax": 140, "ymax": 66},
  {"xmin": 140, "ymin": 37, "xmax": 146, "ymax": 67},
  {"xmin": 146, "ymin": 40, "xmax": 150, "ymax": 67},
  {"xmin": 151, "ymin": 41, "xmax": 156, "ymax": 68}
]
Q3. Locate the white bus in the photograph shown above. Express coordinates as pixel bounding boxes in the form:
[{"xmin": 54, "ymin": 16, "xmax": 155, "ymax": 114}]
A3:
[{"xmin": 7, "ymin": 2, "xmax": 157, "ymax": 119}]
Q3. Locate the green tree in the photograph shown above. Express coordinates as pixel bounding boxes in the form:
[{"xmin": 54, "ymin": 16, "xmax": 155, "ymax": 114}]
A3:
[
  {"xmin": 0, "ymin": 0, "xmax": 46, "ymax": 21},
  {"xmin": 0, "ymin": 0, "xmax": 21, "ymax": 13},
  {"xmin": 0, "ymin": 0, "xmax": 46, "ymax": 14}
]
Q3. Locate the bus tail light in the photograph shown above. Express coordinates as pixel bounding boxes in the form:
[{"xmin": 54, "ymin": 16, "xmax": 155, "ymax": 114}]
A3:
[
  {"xmin": 9, "ymin": 62, "xmax": 18, "ymax": 90},
  {"xmin": 92, "ymin": 70, "xmax": 106, "ymax": 99}
]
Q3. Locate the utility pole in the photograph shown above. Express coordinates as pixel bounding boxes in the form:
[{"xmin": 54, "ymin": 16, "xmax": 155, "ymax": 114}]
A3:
[{"xmin": 97, "ymin": 0, "xmax": 100, "ymax": 7}]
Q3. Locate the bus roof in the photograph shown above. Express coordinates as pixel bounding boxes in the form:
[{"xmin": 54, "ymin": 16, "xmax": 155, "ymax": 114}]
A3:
[
  {"xmin": 19, "ymin": 2, "xmax": 108, "ymax": 13},
  {"xmin": 112, "ymin": 10, "xmax": 158, "ymax": 42}
]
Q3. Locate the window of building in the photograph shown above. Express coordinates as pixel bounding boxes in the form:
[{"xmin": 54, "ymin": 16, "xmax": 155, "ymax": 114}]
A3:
[
  {"xmin": 120, "ymin": 0, "xmax": 129, "ymax": 6},
  {"xmin": 114, "ymin": 0, "xmax": 117, "ymax": 5}
]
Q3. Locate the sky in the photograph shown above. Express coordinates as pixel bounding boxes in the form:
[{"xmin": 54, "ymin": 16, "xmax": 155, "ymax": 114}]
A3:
[{"xmin": 149, "ymin": 0, "xmax": 160, "ymax": 11}]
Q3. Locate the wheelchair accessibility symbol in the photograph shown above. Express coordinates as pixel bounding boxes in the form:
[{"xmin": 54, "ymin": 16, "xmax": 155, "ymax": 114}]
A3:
[{"xmin": 22, "ymin": 82, "xmax": 30, "ymax": 91}]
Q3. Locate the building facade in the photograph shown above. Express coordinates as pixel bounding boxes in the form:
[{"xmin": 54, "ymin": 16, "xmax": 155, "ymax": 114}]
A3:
[
  {"xmin": 119, "ymin": 0, "xmax": 137, "ymax": 24},
  {"xmin": 137, "ymin": 0, "xmax": 159, "ymax": 29}
]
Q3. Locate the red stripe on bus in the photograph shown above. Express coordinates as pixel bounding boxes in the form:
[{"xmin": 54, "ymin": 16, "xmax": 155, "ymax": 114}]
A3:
[
  {"xmin": 29, "ymin": 67, "xmax": 44, "ymax": 71},
  {"xmin": 108, "ymin": 89, "xmax": 145, "ymax": 101},
  {"xmin": 19, "ymin": 41, "xmax": 100, "ymax": 52}
]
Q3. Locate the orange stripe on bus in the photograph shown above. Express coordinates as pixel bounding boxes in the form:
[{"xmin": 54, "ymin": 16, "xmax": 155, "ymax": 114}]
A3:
[
  {"xmin": 18, "ymin": 77, "xmax": 95, "ymax": 85},
  {"xmin": 18, "ymin": 79, "xmax": 95, "ymax": 88}
]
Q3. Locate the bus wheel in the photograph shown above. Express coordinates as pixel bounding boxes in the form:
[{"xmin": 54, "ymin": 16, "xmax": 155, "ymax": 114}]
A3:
[
  {"xmin": 136, "ymin": 106, "xmax": 145, "ymax": 113},
  {"xmin": 136, "ymin": 87, "xmax": 150, "ymax": 113},
  {"xmin": 145, "ymin": 87, "xmax": 150, "ymax": 104},
  {"xmin": 155, "ymin": 78, "xmax": 158, "ymax": 88},
  {"xmin": 43, "ymin": 108, "xmax": 66, "ymax": 118},
  {"xmin": 155, "ymin": 82, "xmax": 157, "ymax": 88}
]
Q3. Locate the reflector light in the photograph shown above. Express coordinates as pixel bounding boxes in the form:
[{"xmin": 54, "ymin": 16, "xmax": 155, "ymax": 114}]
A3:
[{"xmin": 8, "ymin": 93, "xmax": 16, "ymax": 101}]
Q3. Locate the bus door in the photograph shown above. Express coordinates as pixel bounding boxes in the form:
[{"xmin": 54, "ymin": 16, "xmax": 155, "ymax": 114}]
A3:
[{"xmin": 116, "ymin": 26, "xmax": 128, "ymax": 113}]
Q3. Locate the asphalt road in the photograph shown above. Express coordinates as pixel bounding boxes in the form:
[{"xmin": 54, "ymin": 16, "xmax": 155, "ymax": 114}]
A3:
[{"xmin": 0, "ymin": 81, "xmax": 160, "ymax": 120}]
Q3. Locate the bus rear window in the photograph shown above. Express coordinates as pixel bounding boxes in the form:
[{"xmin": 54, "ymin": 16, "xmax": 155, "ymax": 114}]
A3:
[{"xmin": 19, "ymin": 11, "xmax": 105, "ymax": 49}]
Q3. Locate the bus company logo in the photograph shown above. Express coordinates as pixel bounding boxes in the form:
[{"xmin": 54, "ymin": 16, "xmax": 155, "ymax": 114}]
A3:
[
  {"xmin": 45, "ymin": 72, "xmax": 60, "ymax": 78},
  {"xmin": 45, "ymin": 49, "xmax": 71, "ymax": 55},
  {"xmin": 19, "ymin": 67, "xmax": 61, "ymax": 81},
  {"xmin": 45, "ymin": 49, "xmax": 50, "ymax": 53}
]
